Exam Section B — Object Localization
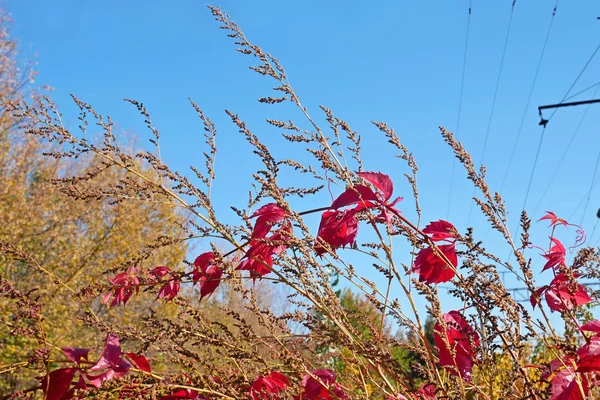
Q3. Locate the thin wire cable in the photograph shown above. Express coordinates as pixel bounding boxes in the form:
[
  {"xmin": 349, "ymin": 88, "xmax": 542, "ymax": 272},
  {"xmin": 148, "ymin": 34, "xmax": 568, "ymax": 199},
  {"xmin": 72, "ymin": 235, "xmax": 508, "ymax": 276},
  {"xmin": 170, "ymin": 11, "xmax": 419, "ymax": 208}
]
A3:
[
  {"xmin": 532, "ymin": 85, "xmax": 600, "ymax": 214},
  {"xmin": 580, "ymin": 146, "xmax": 600, "ymax": 227},
  {"xmin": 447, "ymin": 0, "xmax": 472, "ymax": 220},
  {"xmin": 499, "ymin": 1, "xmax": 559, "ymax": 194},
  {"xmin": 544, "ymin": 43, "xmax": 600, "ymax": 124},
  {"xmin": 466, "ymin": 0, "xmax": 516, "ymax": 225},
  {"xmin": 564, "ymin": 81, "xmax": 600, "ymax": 102}
]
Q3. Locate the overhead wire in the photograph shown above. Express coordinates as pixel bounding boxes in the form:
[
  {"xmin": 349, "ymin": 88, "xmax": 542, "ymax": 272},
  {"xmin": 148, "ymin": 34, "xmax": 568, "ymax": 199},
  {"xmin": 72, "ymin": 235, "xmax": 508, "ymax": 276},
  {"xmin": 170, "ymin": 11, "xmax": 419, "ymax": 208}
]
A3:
[
  {"xmin": 499, "ymin": 0, "xmax": 559, "ymax": 194},
  {"xmin": 466, "ymin": 0, "xmax": 516, "ymax": 225},
  {"xmin": 447, "ymin": 0, "xmax": 473, "ymax": 220},
  {"xmin": 503, "ymin": 0, "xmax": 559, "ymax": 260},
  {"xmin": 579, "ymin": 145, "xmax": 600, "ymax": 228}
]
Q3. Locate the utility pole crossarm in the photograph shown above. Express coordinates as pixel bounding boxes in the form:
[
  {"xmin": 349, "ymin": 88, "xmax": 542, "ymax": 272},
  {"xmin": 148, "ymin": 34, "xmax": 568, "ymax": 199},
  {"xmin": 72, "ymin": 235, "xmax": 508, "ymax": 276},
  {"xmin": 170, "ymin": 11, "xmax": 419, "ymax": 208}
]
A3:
[{"xmin": 538, "ymin": 98, "xmax": 600, "ymax": 127}]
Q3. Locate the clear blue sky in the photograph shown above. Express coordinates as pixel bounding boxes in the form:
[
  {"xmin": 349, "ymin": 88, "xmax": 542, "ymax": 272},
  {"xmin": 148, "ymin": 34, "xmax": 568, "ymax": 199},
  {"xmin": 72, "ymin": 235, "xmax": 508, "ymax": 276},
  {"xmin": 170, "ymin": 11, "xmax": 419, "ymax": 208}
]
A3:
[{"xmin": 8, "ymin": 1, "xmax": 600, "ymax": 321}]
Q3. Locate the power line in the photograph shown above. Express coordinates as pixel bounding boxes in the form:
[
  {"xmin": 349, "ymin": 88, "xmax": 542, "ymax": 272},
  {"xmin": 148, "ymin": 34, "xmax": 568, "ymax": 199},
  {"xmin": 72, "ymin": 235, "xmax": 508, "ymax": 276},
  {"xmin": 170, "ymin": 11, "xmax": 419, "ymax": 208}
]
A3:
[
  {"xmin": 499, "ymin": 0, "xmax": 559, "ymax": 194},
  {"xmin": 467, "ymin": 0, "xmax": 516, "ymax": 225},
  {"xmin": 447, "ymin": 0, "xmax": 473, "ymax": 220},
  {"xmin": 580, "ymin": 145, "xmax": 600, "ymax": 227}
]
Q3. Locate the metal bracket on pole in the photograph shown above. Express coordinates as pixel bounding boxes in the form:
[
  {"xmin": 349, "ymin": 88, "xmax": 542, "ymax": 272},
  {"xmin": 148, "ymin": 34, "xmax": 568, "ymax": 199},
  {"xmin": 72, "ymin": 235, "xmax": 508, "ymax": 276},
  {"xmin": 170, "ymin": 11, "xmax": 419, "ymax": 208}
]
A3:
[{"xmin": 538, "ymin": 98, "xmax": 600, "ymax": 127}]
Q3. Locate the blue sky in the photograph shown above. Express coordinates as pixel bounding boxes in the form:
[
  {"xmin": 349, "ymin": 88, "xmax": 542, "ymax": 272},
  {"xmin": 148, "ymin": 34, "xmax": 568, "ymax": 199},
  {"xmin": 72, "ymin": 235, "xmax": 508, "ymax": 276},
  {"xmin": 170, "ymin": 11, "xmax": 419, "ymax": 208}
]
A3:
[{"xmin": 8, "ymin": 1, "xmax": 600, "ymax": 323}]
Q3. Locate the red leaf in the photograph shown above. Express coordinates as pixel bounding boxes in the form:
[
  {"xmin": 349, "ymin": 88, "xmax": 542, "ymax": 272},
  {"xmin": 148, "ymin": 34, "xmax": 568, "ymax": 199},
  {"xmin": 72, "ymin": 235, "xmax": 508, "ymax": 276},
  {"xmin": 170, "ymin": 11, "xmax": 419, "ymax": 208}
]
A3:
[
  {"xmin": 62, "ymin": 347, "xmax": 91, "ymax": 364},
  {"xmin": 549, "ymin": 368, "xmax": 588, "ymax": 400},
  {"xmin": 544, "ymin": 274, "xmax": 591, "ymax": 312},
  {"xmin": 150, "ymin": 266, "xmax": 172, "ymax": 278},
  {"xmin": 251, "ymin": 203, "xmax": 287, "ymax": 238},
  {"xmin": 157, "ymin": 279, "xmax": 180, "ymax": 302},
  {"xmin": 86, "ymin": 357, "xmax": 131, "ymax": 388},
  {"xmin": 415, "ymin": 384, "xmax": 437, "ymax": 400},
  {"xmin": 300, "ymin": 369, "xmax": 347, "ymax": 400},
  {"xmin": 423, "ymin": 220, "xmax": 457, "ymax": 242},
  {"xmin": 87, "ymin": 333, "xmax": 131, "ymax": 388},
  {"xmin": 542, "ymin": 238, "xmax": 566, "ymax": 271},
  {"xmin": 576, "ymin": 336, "xmax": 600, "ymax": 372},
  {"xmin": 580, "ymin": 320, "xmax": 600, "ymax": 333},
  {"xmin": 193, "ymin": 252, "xmax": 216, "ymax": 274},
  {"xmin": 357, "ymin": 172, "xmax": 394, "ymax": 201},
  {"xmin": 238, "ymin": 226, "xmax": 290, "ymax": 278},
  {"xmin": 530, "ymin": 286, "xmax": 547, "ymax": 309},
  {"xmin": 250, "ymin": 371, "xmax": 290, "ymax": 400},
  {"xmin": 434, "ymin": 311, "xmax": 480, "ymax": 382},
  {"xmin": 103, "ymin": 267, "xmax": 140, "ymax": 308},
  {"xmin": 199, "ymin": 264, "xmax": 223, "ymax": 300},
  {"xmin": 540, "ymin": 211, "xmax": 569, "ymax": 227},
  {"xmin": 90, "ymin": 333, "xmax": 123, "ymax": 371},
  {"xmin": 330, "ymin": 184, "xmax": 378, "ymax": 209},
  {"xmin": 159, "ymin": 389, "xmax": 205, "ymax": 400},
  {"xmin": 125, "ymin": 352, "xmax": 151, "ymax": 373},
  {"xmin": 39, "ymin": 367, "xmax": 78, "ymax": 400},
  {"xmin": 314, "ymin": 209, "xmax": 359, "ymax": 255},
  {"xmin": 413, "ymin": 243, "xmax": 457, "ymax": 284}
]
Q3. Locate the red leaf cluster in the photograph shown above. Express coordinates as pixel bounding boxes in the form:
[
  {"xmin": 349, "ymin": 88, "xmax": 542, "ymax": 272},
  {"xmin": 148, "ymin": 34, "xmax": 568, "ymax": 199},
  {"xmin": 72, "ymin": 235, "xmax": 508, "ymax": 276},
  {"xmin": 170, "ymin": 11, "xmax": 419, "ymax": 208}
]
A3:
[
  {"xmin": 531, "ymin": 273, "xmax": 591, "ymax": 312},
  {"xmin": 542, "ymin": 321, "xmax": 600, "ymax": 399},
  {"xmin": 413, "ymin": 220, "xmax": 458, "ymax": 284},
  {"xmin": 250, "ymin": 371, "xmax": 290, "ymax": 400},
  {"xmin": 434, "ymin": 311, "xmax": 479, "ymax": 382},
  {"xmin": 150, "ymin": 266, "xmax": 180, "ymax": 302},
  {"xmin": 103, "ymin": 267, "xmax": 140, "ymax": 307},
  {"xmin": 314, "ymin": 210, "xmax": 358, "ymax": 255},
  {"xmin": 193, "ymin": 252, "xmax": 223, "ymax": 300},
  {"xmin": 40, "ymin": 333, "xmax": 150, "ymax": 400},
  {"xmin": 237, "ymin": 204, "xmax": 291, "ymax": 278},
  {"xmin": 316, "ymin": 172, "xmax": 401, "ymax": 255},
  {"xmin": 531, "ymin": 212, "xmax": 591, "ymax": 313},
  {"xmin": 296, "ymin": 369, "xmax": 347, "ymax": 400}
]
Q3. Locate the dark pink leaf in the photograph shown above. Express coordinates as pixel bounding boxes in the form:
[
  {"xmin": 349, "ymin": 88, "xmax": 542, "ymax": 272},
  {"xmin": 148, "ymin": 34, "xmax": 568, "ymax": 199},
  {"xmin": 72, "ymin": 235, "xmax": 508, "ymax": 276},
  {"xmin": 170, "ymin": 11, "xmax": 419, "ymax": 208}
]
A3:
[
  {"xmin": 125, "ymin": 352, "xmax": 151, "ymax": 373},
  {"xmin": 86, "ymin": 357, "xmax": 130, "ymax": 388},
  {"xmin": 150, "ymin": 266, "xmax": 172, "ymax": 278},
  {"xmin": 103, "ymin": 267, "xmax": 140, "ymax": 308},
  {"xmin": 62, "ymin": 347, "xmax": 91, "ymax": 364},
  {"xmin": 90, "ymin": 333, "xmax": 123, "ymax": 371},
  {"xmin": 300, "ymin": 369, "xmax": 347, "ymax": 400},
  {"xmin": 199, "ymin": 264, "xmax": 223, "ymax": 300},
  {"xmin": 423, "ymin": 220, "xmax": 457, "ymax": 242},
  {"xmin": 530, "ymin": 286, "xmax": 547, "ymax": 309},
  {"xmin": 251, "ymin": 203, "xmax": 287, "ymax": 238},
  {"xmin": 415, "ymin": 384, "xmax": 437, "ymax": 400},
  {"xmin": 434, "ymin": 311, "xmax": 480, "ymax": 382},
  {"xmin": 545, "ymin": 274, "xmax": 591, "ymax": 312},
  {"xmin": 63, "ymin": 374, "xmax": 86, "ymax": 399},
  {"xmin": 39, "ymin": 368, "xmax": 78, "ymax": 400},
  {"xmin": 159, "ymin": 389, "xmax": 205, "ymax": 400},
  {"xmin": 250, "ymin": 371, "xmax": 290, "ymax": 400},
  {"xmin": 357, "ymin": 171, "xmax": 394, "ymax": 201},
  {"xmin": 330, "ymin": 184, "xmax": 378, "ymax": 209},
  {"xmin": 413, "ymin": 243, "xmax": 457, "ymax": 284},
  {"xmin": 314, "ymin": 209, "xmax": 359, "ymax": 255},
  {"xmin": 193, "ymin": 252, "xmax": 216, "ymax": 275},
  {"xmin": 238, "ymin": 225, "xmax": 290, "ymax": 278},
  {"xmin": 549, "ymin": 368, "xmax": 588, "ymax": 400},
  {"xmin": 542, "ymin": 238, "xmax": 566, "ymax": 271},
  {"xmin": 580, "ymin": 320, "xmax": 600, "ymax": 333},
  {"xmin": 576, "ymin": 336, "xmax": 600, "ymax": 372},
  {"xmin": 156, "ymin": 279, "xmax": 180, "ymax": 302},
  {"xmin": 539, "ymin": 211, "xmax": 569, "ymax": 227}
]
